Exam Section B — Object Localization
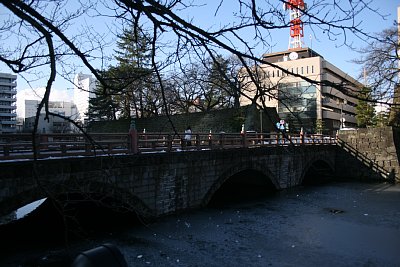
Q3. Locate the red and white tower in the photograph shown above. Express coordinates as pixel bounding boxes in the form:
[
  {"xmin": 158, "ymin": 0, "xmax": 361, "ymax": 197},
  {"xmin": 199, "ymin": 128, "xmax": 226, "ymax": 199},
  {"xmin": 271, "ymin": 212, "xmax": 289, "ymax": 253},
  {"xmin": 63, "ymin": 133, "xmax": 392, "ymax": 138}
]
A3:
[{"xmin": 283, "ymin": 0, "xmax": 306, "ymax": 50}]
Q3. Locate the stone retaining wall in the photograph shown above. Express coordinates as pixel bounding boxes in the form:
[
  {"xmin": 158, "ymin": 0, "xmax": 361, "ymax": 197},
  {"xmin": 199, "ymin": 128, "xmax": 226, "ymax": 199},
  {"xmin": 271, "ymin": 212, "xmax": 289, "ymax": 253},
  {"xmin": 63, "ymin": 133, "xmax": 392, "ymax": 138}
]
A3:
[{"xmin": 337, "ymin": 127, "xmax": 400, "ymax": 183}]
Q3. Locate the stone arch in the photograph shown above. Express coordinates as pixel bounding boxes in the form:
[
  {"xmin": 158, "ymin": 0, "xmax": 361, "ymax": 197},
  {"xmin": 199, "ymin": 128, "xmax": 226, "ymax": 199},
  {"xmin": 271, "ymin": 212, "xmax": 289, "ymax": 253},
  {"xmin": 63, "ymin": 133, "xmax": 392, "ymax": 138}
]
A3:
[
  {"xmin": 0, "ymin": 187, "xmax": 49, "ymax": 218},
  {"xmin": 201, "ymin": 160, "xmax": 280, "ymax": 206},
  {"xmin": 300, "ymin": 157, "xmax": 335, "ymax": 185},
  {"xmin": 2, "ymin": 181, "xmax": 154, "ymax": 219},
  {"xmin": 61, "ymin": 181, "xmax": 155, "ymax": 218}
]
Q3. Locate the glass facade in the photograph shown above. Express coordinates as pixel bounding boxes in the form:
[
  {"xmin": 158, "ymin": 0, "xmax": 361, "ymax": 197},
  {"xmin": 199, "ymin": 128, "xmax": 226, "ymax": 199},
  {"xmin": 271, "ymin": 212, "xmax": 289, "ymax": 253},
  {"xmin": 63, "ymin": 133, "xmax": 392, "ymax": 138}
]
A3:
[{"xmin": 277, "ymin": 81, "xmax": 317, "ymax": 132}]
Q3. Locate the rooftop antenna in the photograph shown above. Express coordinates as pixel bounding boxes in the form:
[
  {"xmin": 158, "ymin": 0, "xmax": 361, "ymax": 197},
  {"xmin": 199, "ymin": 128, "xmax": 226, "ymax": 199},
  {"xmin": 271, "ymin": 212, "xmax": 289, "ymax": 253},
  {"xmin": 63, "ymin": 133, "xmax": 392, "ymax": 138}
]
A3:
[{"xmin": 283, "ymin": 0, "xmax": 307, "ymax": 50}]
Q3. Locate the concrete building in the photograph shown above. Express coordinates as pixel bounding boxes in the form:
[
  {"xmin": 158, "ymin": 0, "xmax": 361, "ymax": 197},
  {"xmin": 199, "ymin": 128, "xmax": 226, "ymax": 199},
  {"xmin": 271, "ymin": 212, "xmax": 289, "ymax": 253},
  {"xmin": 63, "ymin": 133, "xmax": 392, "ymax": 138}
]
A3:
[
  {"xmin": 24, "ymin": 114, "xmax": 73, "ymax": 133},
  {"xmin": 24, "ymin": 100, "xmax": 78, "ymax": 119},
  {"xmin": 24, "ymin": 100, "xmax": 78, "ymax": 133},
  {"xmin": 0, "ymin": 73, "xmax": 17, "ymax": 133},
  {"xmin": 239, "ymin": 47, "xmax": 361, "ymax": 134},
  {"xmin": 73, "ymin": 73, "xmax": 96, "ymax": 125}
]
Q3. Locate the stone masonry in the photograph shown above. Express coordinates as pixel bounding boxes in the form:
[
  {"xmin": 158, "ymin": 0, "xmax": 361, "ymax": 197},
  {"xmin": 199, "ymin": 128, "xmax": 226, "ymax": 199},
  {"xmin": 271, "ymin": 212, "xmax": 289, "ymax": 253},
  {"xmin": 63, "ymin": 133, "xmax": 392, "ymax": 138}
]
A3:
[
  {"xmin": 0, "ymin": 145, "xmax": 336, "ymax": 218},
  {"xmin": 337, "ymin": 127, "xmax": 400, "ymax": 182}
]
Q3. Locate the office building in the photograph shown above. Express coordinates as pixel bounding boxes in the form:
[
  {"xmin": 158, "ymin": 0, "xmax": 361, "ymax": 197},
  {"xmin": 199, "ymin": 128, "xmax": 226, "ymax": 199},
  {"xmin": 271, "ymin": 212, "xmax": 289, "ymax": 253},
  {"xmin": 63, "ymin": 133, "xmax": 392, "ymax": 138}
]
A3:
[
  {"xmin": 24, "ymin": 100, "xmax": 78, "ymax": 133},
  {"xmin": 73, "ymin": 73, "xmax": 96, "ymax": 124},
  {"xmin": 0, "ymin": 73, "xmax": 17, "ymax": 133},
  {"xmin": 239, "ymin": 47, "xmax": 361, "ymax": 133},
  {"xmin": 25, "ymin": 100, "xmax": 78, "ymax": 119}
]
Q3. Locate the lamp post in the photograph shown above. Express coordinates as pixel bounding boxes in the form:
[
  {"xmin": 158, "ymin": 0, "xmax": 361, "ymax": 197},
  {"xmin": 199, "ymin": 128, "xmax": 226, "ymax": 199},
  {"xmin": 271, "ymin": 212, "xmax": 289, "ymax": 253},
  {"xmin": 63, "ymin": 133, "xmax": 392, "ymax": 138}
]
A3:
[{"xmin": 337, "ymin": 98, "xmax": 347, "ymax": 129}]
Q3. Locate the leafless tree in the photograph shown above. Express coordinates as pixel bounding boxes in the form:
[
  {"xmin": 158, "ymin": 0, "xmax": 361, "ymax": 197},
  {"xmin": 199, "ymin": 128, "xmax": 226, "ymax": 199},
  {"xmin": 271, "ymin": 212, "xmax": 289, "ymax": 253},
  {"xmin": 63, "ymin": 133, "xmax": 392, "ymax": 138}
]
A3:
[
  {"xmin": 0, "ymin": 1, "xmax": 386, "ymax": 133},
  {"xmin": 352, "ymin": 24, "xmax": 400, "ymax": 125}
]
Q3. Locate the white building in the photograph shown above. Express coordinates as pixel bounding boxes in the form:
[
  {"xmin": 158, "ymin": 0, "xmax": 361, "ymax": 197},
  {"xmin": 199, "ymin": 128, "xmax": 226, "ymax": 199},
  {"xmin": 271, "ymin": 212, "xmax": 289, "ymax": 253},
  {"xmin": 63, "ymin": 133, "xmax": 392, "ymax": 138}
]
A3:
[
  {"xmin": 25, "ymin": 100, "xmax": 78, "ymax": 119},
  {"xmin": 73, "ymin": 73, "xmax": 96, "ymax": 124},
  {"xmin": 0, "ymin": 73, "xmax": 17, "ymax": 133},
  {"xmin": 240, "ymin": 47, "xmax": 361, "ymax": 134},
  {"xmin": 24, "ymin": 100, "xmax": 78, "ymax": 133}
]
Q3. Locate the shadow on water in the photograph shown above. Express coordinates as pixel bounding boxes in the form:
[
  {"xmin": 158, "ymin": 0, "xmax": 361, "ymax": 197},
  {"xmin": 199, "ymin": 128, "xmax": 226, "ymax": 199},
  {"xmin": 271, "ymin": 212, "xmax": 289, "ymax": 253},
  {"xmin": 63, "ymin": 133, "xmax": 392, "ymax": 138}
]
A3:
[
  {"xmin": 207, "ymin": 170, "xmax": 278, "ymax": 208},
  {"xmin": 0, "ymin": 194, "xmax": 143, "ymax": 266}
]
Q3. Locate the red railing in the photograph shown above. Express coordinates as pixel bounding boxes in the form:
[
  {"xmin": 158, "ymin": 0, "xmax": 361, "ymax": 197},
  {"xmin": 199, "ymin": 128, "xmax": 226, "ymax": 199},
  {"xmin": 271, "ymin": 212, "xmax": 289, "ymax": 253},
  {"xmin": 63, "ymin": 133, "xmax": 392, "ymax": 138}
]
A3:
[{"xmin": 0, "ymin": 132, "xmax": 337, "ymax": 160}]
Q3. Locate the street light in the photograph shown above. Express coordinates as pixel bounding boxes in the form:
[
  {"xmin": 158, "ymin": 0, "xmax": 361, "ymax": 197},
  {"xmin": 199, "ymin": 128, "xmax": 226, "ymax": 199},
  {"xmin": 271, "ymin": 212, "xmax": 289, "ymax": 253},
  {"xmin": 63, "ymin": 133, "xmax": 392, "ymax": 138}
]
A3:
[{"xmin": 337, "ymin": 98, "xmax": 347, "ymax": 129}]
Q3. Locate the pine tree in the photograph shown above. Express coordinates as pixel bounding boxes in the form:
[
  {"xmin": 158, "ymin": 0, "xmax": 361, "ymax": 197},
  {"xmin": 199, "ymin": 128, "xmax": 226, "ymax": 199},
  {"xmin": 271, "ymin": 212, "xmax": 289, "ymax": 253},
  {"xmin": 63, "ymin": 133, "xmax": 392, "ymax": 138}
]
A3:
[
  {"xmin": 115, "ymin": 26, "xmax": 154, "ymax": 118},
  {"xmin": 356, "ymin": 86, "xmax": 375, "ymax": 127}
]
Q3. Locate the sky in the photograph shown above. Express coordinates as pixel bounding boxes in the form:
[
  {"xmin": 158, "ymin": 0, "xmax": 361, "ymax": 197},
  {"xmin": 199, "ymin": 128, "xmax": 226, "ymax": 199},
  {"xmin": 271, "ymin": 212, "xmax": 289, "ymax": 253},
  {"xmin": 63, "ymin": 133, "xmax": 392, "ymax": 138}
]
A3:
[{"xmin": 1, "ymin": 0, "xmax": 399, "ymax": 118}]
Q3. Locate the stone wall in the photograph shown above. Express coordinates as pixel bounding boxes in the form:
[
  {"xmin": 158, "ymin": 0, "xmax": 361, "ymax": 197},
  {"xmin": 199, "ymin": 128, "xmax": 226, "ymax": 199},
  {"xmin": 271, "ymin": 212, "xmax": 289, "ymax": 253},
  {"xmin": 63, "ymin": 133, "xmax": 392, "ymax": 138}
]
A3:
[
  {"xmin": 87, "ymin": 105, "xmax": 279, "ymax": 134},
  {"xmin": 336, "ymin": 127, "xmax": 400, "ymax": 183}
]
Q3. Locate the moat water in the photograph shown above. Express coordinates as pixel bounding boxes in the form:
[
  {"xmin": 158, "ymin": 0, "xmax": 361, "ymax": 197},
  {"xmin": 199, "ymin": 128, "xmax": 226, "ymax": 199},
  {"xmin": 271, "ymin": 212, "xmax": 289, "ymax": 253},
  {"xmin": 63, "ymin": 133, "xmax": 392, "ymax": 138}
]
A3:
[{"xmin": 0, "ymin": 180, "xmax": 399, "ymax": 267}]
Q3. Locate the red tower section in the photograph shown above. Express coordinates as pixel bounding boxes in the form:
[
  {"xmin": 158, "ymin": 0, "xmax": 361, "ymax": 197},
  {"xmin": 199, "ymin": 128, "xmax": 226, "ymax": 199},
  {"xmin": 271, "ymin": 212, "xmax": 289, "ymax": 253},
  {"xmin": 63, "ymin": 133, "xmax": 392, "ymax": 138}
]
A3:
[{"xmin": 284, "ymin": 0, "xmax": 306, "ymax": 50}]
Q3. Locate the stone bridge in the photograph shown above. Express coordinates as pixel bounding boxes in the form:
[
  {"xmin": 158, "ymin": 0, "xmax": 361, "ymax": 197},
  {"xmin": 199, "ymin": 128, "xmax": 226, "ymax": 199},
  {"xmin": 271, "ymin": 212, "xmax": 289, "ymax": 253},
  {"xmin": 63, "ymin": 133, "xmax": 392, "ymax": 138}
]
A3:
[{"xmin": 0, "ymin": 145, "xmax": 337, "ymax": 218}]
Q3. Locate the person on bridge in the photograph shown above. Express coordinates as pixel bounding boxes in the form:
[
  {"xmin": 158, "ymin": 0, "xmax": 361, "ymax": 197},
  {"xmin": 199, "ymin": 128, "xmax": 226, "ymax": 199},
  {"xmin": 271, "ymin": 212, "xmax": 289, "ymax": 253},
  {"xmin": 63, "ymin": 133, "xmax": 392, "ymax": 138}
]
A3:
[{"xmin": 185, "ymin": 126, "xmax": 192, "ymax": 146}]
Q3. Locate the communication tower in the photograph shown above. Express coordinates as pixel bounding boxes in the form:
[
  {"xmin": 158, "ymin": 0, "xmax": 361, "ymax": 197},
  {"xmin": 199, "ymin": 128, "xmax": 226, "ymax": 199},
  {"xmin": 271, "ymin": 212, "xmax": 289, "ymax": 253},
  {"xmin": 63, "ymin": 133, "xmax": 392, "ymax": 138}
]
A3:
[{"xmin": 283, "ymin": 0, "xmax": 307, "ymax": 50}]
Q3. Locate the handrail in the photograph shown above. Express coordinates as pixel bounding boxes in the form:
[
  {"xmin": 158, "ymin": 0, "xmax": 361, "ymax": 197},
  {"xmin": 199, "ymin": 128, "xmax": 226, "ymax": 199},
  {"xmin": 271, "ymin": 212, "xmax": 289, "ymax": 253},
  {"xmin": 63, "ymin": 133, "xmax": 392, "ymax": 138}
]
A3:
[{"xmin": 0, "ymin": 132, "xmax": 337, "ymax": 160}]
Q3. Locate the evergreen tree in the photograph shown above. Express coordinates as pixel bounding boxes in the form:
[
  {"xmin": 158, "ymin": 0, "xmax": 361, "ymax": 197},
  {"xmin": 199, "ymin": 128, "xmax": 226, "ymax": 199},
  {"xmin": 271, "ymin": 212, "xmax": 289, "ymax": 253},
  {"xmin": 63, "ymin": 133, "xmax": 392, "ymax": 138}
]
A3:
[
  {"xmin": 356, "ymin": 86, "xmax": 376, "ymax": 127},
  {"xmin": 114, "ymin": 26, "xmax": 154, "ymax": 118},
  {"xmin": 375, "ymin": 110, "xmax": 390, "ymax": 127}
]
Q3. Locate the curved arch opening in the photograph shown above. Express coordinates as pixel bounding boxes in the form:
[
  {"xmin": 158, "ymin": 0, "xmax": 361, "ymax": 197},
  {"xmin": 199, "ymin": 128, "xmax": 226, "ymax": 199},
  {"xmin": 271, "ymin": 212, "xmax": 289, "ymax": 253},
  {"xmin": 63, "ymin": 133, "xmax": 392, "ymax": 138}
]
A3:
[
  {"xmin": 0, "ymin": 192, "xmax": 145, "ymax": 252},
  {"xmin": 207, "ymin": 169, "xmax": 278, "ymax": 207},
  {"xmin": 302, "ymin": 160, "xmax": 335, "ymax": 185}
]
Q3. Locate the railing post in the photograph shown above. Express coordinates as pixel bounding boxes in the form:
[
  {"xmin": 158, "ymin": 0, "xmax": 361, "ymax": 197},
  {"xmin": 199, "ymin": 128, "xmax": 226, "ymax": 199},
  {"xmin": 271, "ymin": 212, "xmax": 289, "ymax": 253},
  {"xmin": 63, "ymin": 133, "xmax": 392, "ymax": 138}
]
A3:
[
  {"xmin": 241, "ymin": 132, "xmax": 247, "ymax": 148},
  {"xmin": 219, "ymin": 133, "xmax": 224, "ymax": 148},
  {"xmin": 3, "ymin": 145, "xmax": 9, "ymax": 157},
  {"xmin": 195, "ymin": 134, "xmax": 200, "ymax": 150},
  {"xmin": 61, "ymin": 144, "xmax": 67, "ymax": 154},
  {"xmin": 41, "ymin": 134, "xmax": 48, "ymax": 149},
  {"xmin": 181, "ymin": 137, "xmax": 186, "ymax": 150},
  {"xmin": 208, "ymin": 130, "xmax": 213, "ymax": 148},
  {"xmin": 300, "ymin": 127, "xmax": 304, "ymax": 144},
  {"xmin": 128, "ymin": 118, "xmax": 138, "ymax": 154},
  {"xmin": 167, "ymin": 134, "xmax": 172, "ymax": 152},
  {"xmin": 35, "ymin": 134, "xmax": 41, "ymax": 157}
]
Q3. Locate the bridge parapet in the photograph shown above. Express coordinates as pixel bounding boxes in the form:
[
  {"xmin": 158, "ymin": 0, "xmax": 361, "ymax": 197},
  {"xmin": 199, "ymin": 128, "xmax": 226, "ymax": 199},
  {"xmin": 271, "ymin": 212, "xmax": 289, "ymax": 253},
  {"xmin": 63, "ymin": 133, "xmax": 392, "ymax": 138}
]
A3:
[{"xmin": 0, "ymin": 132, "xmax": 336, "ymax": 160}]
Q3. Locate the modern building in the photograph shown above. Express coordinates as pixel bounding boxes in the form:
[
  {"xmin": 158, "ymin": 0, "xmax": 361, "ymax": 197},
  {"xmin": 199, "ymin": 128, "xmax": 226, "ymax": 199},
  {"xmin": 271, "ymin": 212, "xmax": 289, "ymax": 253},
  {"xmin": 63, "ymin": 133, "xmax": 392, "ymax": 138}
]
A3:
[
  {"xmin": 0, "ymin": 73, "xmax": 17, "ymax": 133},
  {"xmin": 73, "ymin": 73, "xmax": 96, "ymax": 125},
  {"xmin": 239, "ymin": 47, "xmax": 361, "ymax": 134},
  {"xmin": 24, "ymin": 114, "xmax": 73, "ymax": 133},
  {"xmin": 25, "ymin": 100, "xmax": 78, "ymax": 119},
  {"xmin": 23, "ymin": 100, "xmax": 78, "ymax": 133}
]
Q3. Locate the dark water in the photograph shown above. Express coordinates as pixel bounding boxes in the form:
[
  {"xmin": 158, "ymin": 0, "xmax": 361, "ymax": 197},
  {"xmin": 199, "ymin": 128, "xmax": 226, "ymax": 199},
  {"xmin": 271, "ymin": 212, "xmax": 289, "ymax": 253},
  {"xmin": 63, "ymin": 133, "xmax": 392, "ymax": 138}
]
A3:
[{"xmin": 1, "ymin": 181, "xmax": 400, "ymax": 267}]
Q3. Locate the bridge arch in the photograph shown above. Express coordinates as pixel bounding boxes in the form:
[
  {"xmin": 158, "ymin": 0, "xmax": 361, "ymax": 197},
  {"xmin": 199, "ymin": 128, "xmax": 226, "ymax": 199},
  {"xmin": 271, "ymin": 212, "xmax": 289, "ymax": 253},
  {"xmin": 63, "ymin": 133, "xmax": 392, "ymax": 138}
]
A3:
[
  {"xmin": 202, "ymin": 161, "xmax": 280, "ymax": 206},
  {"xmin": 1, "ymin": 181, "xmax": 153, "ymax": 219},
  {"xmin": 301, "ymin": 158, "xmax": 335, "ymax": 185},
  {"xmin": 60, "ymin": 181, "xmax": 155, "ymax": 218}
]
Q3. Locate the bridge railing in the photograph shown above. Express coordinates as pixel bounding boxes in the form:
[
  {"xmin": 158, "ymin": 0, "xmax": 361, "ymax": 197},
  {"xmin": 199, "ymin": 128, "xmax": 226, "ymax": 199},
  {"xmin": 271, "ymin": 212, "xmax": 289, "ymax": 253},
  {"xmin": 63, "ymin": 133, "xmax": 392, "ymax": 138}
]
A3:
[
  {"xmin": 0, "ymin": 132, "xmax": 337, "ymax": 160},
  {"xmin": 137, "ymin": 132, "xmax": 336, "ymax": 151},
  {"xmin": 0, "ymin": 133, "xmax": 130, "ymax": 160}
]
